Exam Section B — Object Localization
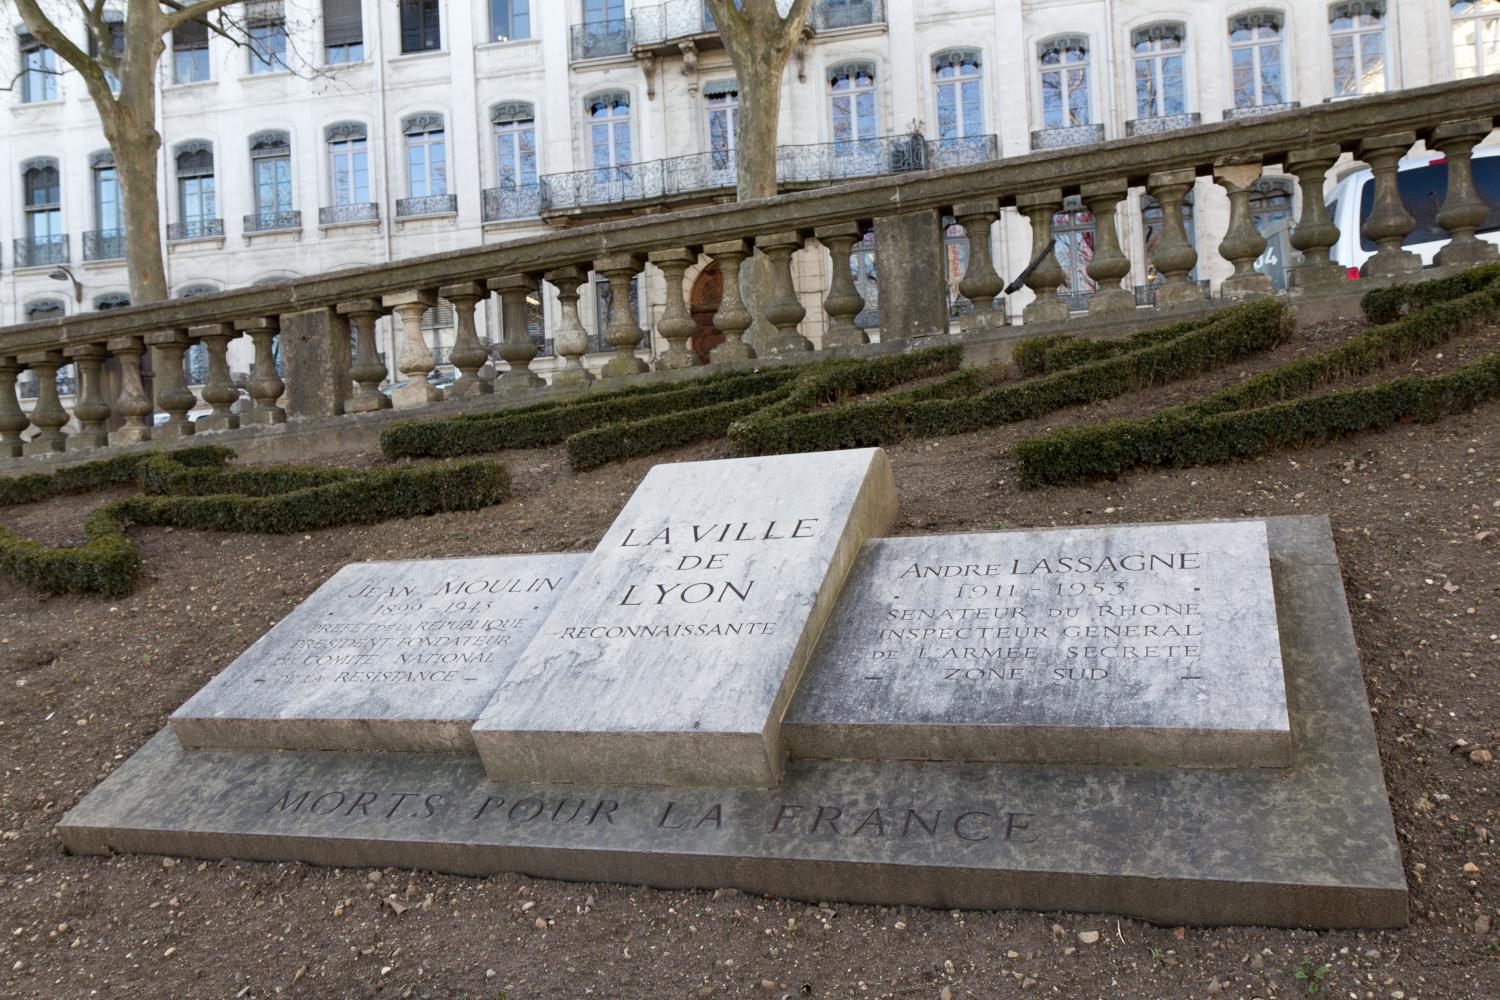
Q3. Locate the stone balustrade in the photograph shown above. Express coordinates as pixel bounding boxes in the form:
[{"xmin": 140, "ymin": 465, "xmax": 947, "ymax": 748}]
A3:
[{"xmin": 0, "ymin": 77, "xmax": 1496, "ymax": 461}]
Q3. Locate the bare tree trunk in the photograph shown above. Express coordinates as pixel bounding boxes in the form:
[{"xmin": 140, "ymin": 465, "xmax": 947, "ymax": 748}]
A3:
[
  {"xmin": 733, "ymin": 54, "xmax": 785, "ymax": 200},
  {"xmin": 112, "ymin": 129, "xmax": 167, "ymax": 303}
]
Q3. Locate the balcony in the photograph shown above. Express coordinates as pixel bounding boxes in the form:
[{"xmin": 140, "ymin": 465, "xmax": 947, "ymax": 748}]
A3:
[
  {"xmin": 82, "ymin": 230, "xmax": 125, "ymax": 262},
  {"xmin": 14, "ymin": 234, "xmax": 70, "ymax": 269},
  {"xmin": 541, "ymin": 152, "xmax": 737, "ymax": 212},
  {"xmin": 1125, "ymin": 112, "xmax": 1202, "ymax": 137},
  {"xmin": 778, "ymin": 136, "xmax": 928, "ymax": 185},
  {"xmin": 320, "ymin": 203, "xmax": 380, "ymax": 226},
  {"xmin": 1224, "ymin": 101, "xmax": 1302, "ymax": 121},
  {"xmin": 482, "ymin": 184, "xmax": 542, "ymax": 222},
  {"xmin": 570, "ymin": 18, "xmax": 632, "ymax": 62},
  {"xmin": 1030, "ymin": 124, "xmax": 1106, "ymax": 151},
  {"xmin": 925, "ymin": 134, "xmax": 1000, "ymax": 169},
  {"xmin": 810, "ymin": 0, "xmax": 884, "ymax": 31},
  {"xmin": 243, "ymin": 210, "xmax": 302, "ymax": 234},
  {"xmin": 395, "ymin": 194, "xmax": 458, "ymax": 219},
  {"xmin": 633, "ymin": 0, "xmax": 715, "ymax": 49},
  {"xmin": 167, "ymin": 218, "xmax": 224, "ymax": 242}
]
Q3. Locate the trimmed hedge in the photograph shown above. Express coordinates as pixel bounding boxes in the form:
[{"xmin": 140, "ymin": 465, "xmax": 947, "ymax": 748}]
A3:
[
  {"xmin": 1360, "ymin": 261, "xmax": 1500, "ymax": 325},
  {"xmin": 727, "ymin": 299, "xmax": 1292, "ymax": 457},
  {"xmin": 1010, "ymin": 315, "xmax": 1212, "ymax": 378},
  {"xmin": 0, "ymin": 445, "xmax": 233, "ymax": 508}
]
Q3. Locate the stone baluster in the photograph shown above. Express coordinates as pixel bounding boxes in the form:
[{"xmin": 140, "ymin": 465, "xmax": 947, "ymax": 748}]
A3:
[
  {"xmin": 1285, "ymin": 144, "xmax": 1345, "ymax": 288},
  {"xmin": 189, "ymin": 322, "xmax": 241, "ymax": 431},
  {"xmin": 106, "ymin": 337, "xmax": 152, "ymax": 445},
  {"xmin": 949, "ymin": 203, "xmax": 1005, "ymax": 329},
  {"xmin": 648, "ymin": 249, "xmax": 701, "ymax": 369},
  {"xmin": 236, "ymin": 317, "xmax": 287, "ymax": 425},
  {"xmin": 382, "ymin": 289, "xmax": 439, "ymax": 408},
  {"xmin": 441, "ymin": 281, "xmax": 493, "ymax": 398},
  {"xmin": 545, "ymin": 266, "xmax": 594, "ymax": 388},
  {"xmin": 63, "ymin": 344, "xmax": 110, "ymax": 449},
  {"xmin": 1213, "ymin": 161, "xmax": 1272, "ymax": 299},
  {"xmin": 1078, "ymin": 181, "xmax": 1135, "ymax": 315},
  {"xmin": 338, "ymin": 300, "xmax": 392, "ymax": 414},
  {"xmin": 705, "ymin": 239, "xmax": 755, "ymax": 362},
  {"xmin": 0, "ymin": 357, "xmax": 30, "ymax": 457},
  {"xmin": 1146, "ymin": 169, "xmax": 1202, "ymax": 307},
  {"xmin": 755, "ymin": 231, "xmax": 811, "ymax": 354},
  {"xmin": 813, "ymin": 223, "xmax": 869, "ymax": 348},
  {"xmin": 18, "ymin": 352, "xmax": 68, "ymax": 454},
  {"xmin": 1015, "ymin": 190, "xmax": 1069, "ymax": 325},
  {"xmin": 593, "ymin": 254, "xmax": 650, "ymax": 377},
  {"xmin": 1432, "ymin": 119, "xmax": 1500, "ymax": 268},
  {"xmin": 488, "ymin": 274, "xmax": 546, "ymax": 391},
  {"xmin": 1359, "ymin": 132, "xmax": 1421, "ymax": 278},
  {"xmin": 145, "ymin": 329, "xmax": 197, "ymax": 441}
]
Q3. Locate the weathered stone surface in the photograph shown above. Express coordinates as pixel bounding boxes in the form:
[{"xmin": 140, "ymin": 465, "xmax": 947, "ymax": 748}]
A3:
[
  {"xmin": 872, "ymin": 209, "xmax": 948, "ymax": 340},
  {"xmin": 472, "ymin": 448, "xmax": 899, "ymax": 788},
  {"xmin": 58, "ymin": 517, "xmax": 1408, "ymax": 929},
  {"xmin": 170, "ymin": 554, "xmax": 586, "ymax": 752},
  {"xmin": 278, "ymin": 307, "xmax": 350, "ymax": 419},
  {"xmin": 786, "ymin": 520, "xmax": 1289, "ymax": 768}
]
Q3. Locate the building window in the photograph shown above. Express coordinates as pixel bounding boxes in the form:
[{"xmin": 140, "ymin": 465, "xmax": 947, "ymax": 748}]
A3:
[
  {"xmin": 421, "ymin": 299, "xmax": 456, "ymax": 366},
  {"xmin": 592, "ymin": 274, "xmax": 641, "ymax": 353},
  {"xmin": 584, "ymin": 0, "xmax": 625, "ymax": 27},
  {"xmin": 933, "ymin": 50, "xmax": 983, "ymax": 140},
  {"xmin": 829, "ymin": 62, "xmax": 878, "ymax": 143},
  {"xmin": 19, "ymin": 32, "xmax": 59, "ymax": 103},
  {"xmin": 1249, "ymin": 178, "xmax": 1296, "ymax": 290},
  {"xmin": 248, "ymin": 1, "xmax": 288, "ymax": 74},
  {"xmin": 85, "ymin": 14, "xmax": 126, "ymax": 92},
  {"xmin": 95, "ymin": 293, "xmax": 131, "ymax": 310},
  {"xmin": 1142, "ymin": 191, "xmax": 1199, "ymax": 288},
  {"xmin": 324, "ymin": 0, "xmax": 364, "ymax": 63},
  {"xmin": 400, "ymin": 0, "xmax": 442, "ymax": 53},
  {"xmin": 1132, "ymin": 23, "xmax": 1187, "ymax": 119},
  {"xmin": 490, "ymin": 0, "xmax": 530, "ymax": 42},
  {"xmin": 1330, "ymin": 3, "xmax": 1386, "ymax": 96},
  {"xmin": 492, "ymin": 103, "xmax": 537, "ymax": 188},
  {"xmin": 93, "ymin": 155, "xmax": 122, "ymax": 234},
  {"xmin": 172, "ymin": 17, "xmax": 211, "ymax": 83},
  {"xmin": 1052, "ymin": 196, "xmax": 1098, "ymax": 311},
  {"xmin": 327, "ymin": 122, "xmax": 370, "ymax": 205},
  {"xmin": 705, "ymin": 82, "xmax": 739, "ymax": 168},
  {"xmin": 850, "ymin": 229, "xmax": 878, "ymax": 330},
  {"xmin": 1039, "ymin": 35, "xmax": 1091, "ymax": 129},
  {"xmin": 176, "ymin": 144, "xmax": 217, "ymax": 235},
  {"xmin": 23, "ymin": 160, "xmax": 62, "ymax": 241},
  {"xmin": 587, "ymin": 91, "xmax": 632, "ymax": 172},
  {"xmin": 1452, "ymin": 0, "xmax": 1500, "ymax": 78},
  {"xmin": 1230, "ymin": 11, "xmax": 1287, "ymax": 109},
  {"xmin": 250, "ymin": 131, "xmax": 294, "ymax": 222},
  {"xmin": 404, "ymin": 116, "xmax": 447, "ymax": 197},
  {"xmin": 25, "ymin": 299, "xmax": 65, "ymax": 320}
]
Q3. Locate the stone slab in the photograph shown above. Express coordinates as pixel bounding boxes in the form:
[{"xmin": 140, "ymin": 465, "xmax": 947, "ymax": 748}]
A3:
[
  {"xmin": 872, "ymin": 208, "xmax": 949, "ymax": 341},
  {"xmin": 785, "ymin": 520, "xmax": 1289, "ymax": 768},
  {"xmin": 278, "ymin": 306, "xmax": 350, "ymax": 419},
  {"xmin": 169, "ymin": 553, "xmax": 587, "ymax": 753},
  {"xmin": 472, "ymin": 449, "xmax": 899, "ymax": 788},
  {"xmin": 57, "ymin": 518, "xmax": 1409, "ymax": 928}
]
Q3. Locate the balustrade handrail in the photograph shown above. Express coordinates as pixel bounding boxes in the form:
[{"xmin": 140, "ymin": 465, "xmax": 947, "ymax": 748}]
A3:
[{"xmin": 3, "ymin": 76, "xmax": 1498, "ymax": 353}]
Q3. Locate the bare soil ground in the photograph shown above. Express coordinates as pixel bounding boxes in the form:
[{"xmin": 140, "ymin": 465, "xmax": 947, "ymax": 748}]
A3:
[{"xmin": 1, "ymin": 316, "xmax": 1499, "ymax": 999}]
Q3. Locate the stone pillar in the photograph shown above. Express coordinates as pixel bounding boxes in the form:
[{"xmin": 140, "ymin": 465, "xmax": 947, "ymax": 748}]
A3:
[
  {"xmin": 440, "ymin": 281, "xmax": 493, "ymax": 398},
  {"xmin": 544, "ymin": 266, "xmax": 594, "ymax": 388},
  {"xmin": 145, "ymin": 329, "xmax": 196, "ymax": 441},
  {"xmin": 1214, "ymin": 162, "xmax": 1273, "ymax": 299},
  {"xmin": 648, "ymin": 249, "xmax": 701, "ymax": 370},
  {"xmin": 755, "ymin": 231, "xmax": 811, "ymax": 355},
  {"xmin": 237, "ymin": 317, "xmax": 287, "ymax": 425},
  {"xmin": 193, "ymin": 322, "xmax": 240, "ymax": 431},
  {"xmin": 106, "ymin": 337, "xmax": 152, "ymax": 446},
  {"xmin": 593, "ymin": 254, "xmax": 650, "ymax": 377},
  {"xmin": 0, "ymin": 357, "xmax": 30, "ymax": 457},
  {"xmin": 488, "ymin": 274, "xmax": 546, "ymax": 391},
  {"xmin": 1016, "ymin": 189, "xmax": 1069, "ymax": 325},
  {"xmin": 278, "ymin": 306, "xmax": 349, "ymax": 419},
  {"xmin": 872, "ymin": 208, "xmax": 948, "ymax": 341},
  {"xmin": 382, "ymin": 289, "xmax": 440, "ymax": 408},
  {"xmin": 1286, "ymin": 144, "xmax": 1346, "ymax": 288},
  {"xmin": 1079, "ymin": 181, "xmax": 1135, "ymax": 315},
  {"xmin": 1359, "ymin": 132, "xmax": 1421, "ymax": 278},
  {"xmin": 19, "ymin": 352, "xmax": 68, "ymax": 455},
  {"xmin": 950, "ymin": 201, "xmax": 1005, "ymax": 329},
  {"xmin": 1432, "ymin": 119, "xmax": 1500, "ymax": 268},
  {"xmin": 813, "ymin": 223, "xmax": 869, "ymax": 348},
  {"xmin": 1146, "ymin": 169, "xmax": 1202, "ymax": 307},
  {"xmin": 64, "ymin": 344, "xmax": 110, "ymax": 449},
  {"xmin": 705, "ymin": 239, "xmax": 755, "ymax": 362},
  {"xmin": 338, "ymin": 299, "xmax": 392, "ymax": 414}
]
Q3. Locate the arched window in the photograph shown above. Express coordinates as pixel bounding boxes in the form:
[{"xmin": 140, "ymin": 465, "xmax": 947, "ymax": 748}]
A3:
[
  {"xmin": 933, "ymin": 50, "xmax": 983, "ymax": 141},
  {"xmin": 94, "ymin": 293, "xmax": 131, "ymax": 310},
  {"xmin": 1331, "ymin": 2, "xmax": 1387, "ymax": 96},
  {"xmin": 1132, "ymin": 23, "xmax": 1187, "ymax": 120},
  {"xmin": 174, "ymin": 142, "xmax": 218, "ymax": 239},
  {"xmin": 402, "ymin": 113, "xmax": 447, "ymax": 198},
  {"xmin": 829, "ymin": 62, "xmax": 878, "ymax": 143},
  {"xmin": 25, "ymin": 298, "xmax": 65, "ymax": 320},
  {"xmin": 491, "ymin": 102, "xmax": 537, "ymax": 189},
  {"xmin": 19, "ymin": 32, "xmax": 58, "ymax": 103},
  {"xmin": 586, "ymin": 91, "xmax": 632, "ymax": 173},
  {"xmin": 177, "ymin": 285, "xmax": 217, "ymax": 384},
  {"xmin": 1229, "ymin": 11, "xmax": 1287, "ymax": 110},
  {"xmin": 325, "ymin": 122, "xmax": 370, "ymax": 208},
  {"xmin": 1451, "ymin": 0, "xmax": 1500, "ymax": 78},
  {"xmin": 704, "ymin": 81, "xmax": 740, "ymax": 170},
  {"xmin": 22, "ymin": 158, "xmax": 62, "ymax": 242},
  {"xmin": 250, "ymin": 130, "xmax": 294, "ymax": 226},
  {"xmin": 1038, "ymin": 36, "xmax": 1090, "ymax": 129}
]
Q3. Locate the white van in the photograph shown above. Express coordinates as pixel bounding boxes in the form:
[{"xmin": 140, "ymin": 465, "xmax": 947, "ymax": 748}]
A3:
[{"xmin": 1325, "ymin": 145, "xmax": 1500, "ymax": 276}]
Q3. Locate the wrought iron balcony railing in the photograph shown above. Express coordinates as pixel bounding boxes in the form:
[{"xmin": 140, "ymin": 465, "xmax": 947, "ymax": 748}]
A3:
[
  {"xmin": 243, "ymin": 210, "xmax": 302, "ymax": 234},
  {"xmin": 167, "ymin": 218, "xmax": 224, "ymax": 242},
  {"xmin": 14, "ymin": 234, "xmax": 70, "ymax": 269},
  {"xmin": 319, "ymin": 203, "xmax": 380, "ymax": 226},
  {"xmin": 1125, "ymin": 112, "xmax": 1202, "ymax": 137},
  {"xmin": 1030, "ymin": 123, "xmax": 1106, "ymax": 151},
  {"xmin": 633, "ymin": 0, "xmax": 714, "ymax": 47},
  {"xmin": 540, "ymin": 151, "xmax": 739, "ymax": 211},
  {"xmin": 395, "ymin": 194, "xmax": 458, "ymax": 219},
  {"xmin": 925, "ymin": 134, "xmax": 1000, "ymax": 169},
  {"xmin": 82, "ymin": 230, "xmax": 125, "ymax": 262},
  {"xmin": 570, "ymin": 18, "xmax": 633, "ymax": 62},
  {"xmin": 483, "ymin": 184, "xmax": 542, "ymax": 222},
  {"xmin": 1224, "ymin": 101, "xmax": 1302, "ymax": 120},
  {"xmin": 810, "ymin": 0, "xmax": 884, "ymax": 30},
  {"xmin": 777, "ymin": 136, "xmax": 928, "ymax": 185}
]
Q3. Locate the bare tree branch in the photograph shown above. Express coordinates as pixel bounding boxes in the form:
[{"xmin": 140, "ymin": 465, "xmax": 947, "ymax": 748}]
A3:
[
  {"xmin": 74, "ymin": 0, "xmax": 120, "ymax": 78},
  {"xmin": 14, "ymin": 0, "xmax": 115, "ymax": 102},
  {"xmin": 160, "ymin": 0, "xmax": 241, "ymax": 34}
]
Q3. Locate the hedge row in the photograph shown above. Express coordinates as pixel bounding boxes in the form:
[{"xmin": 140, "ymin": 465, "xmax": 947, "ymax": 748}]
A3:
[
  {"xmin": 1010, "ymin": 315, "xmax": 1213, "ymax": 378},
  {"xmin": 726, "ymin": 299, "xmax": 1292, "ymax": 457},
  {"xmin": 0, "ymin": 445, "xmax": 233, "ymax": 508},
  {"xmin": 1360, "ymin": 261, "xmax": 1500, "ymax": 325}
]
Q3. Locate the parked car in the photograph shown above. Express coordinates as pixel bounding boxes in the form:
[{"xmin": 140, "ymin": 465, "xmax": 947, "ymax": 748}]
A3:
[{"xmin": 1326, "ymin": 145, "xmax": 1500, "ymax": 275}]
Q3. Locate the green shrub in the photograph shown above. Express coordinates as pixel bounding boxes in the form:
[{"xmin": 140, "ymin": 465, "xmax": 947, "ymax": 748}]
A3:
[
  {"xmin": 0, "ymin": 445, "xmax": 233, "ymax": 508},
  {"xmin": 1360, "ymin": 261, "xmax": 1500, "ymax": 324},
  {"xmin": 0, "ymin": 506, "xmax": 140, "ymax": 597},
  {"xmin": 1010, "ymin": 315, "xmax": 1211, "ymax": 377}
]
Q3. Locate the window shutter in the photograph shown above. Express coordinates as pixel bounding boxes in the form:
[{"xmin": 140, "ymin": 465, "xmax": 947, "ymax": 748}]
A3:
[
  {"xmin": 324, "ymin": 0, "xmax": 363, "ymax": 47},
  {"xmin": 173, "ymin": 18, "xmax": 209, "ymax": 51}
]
